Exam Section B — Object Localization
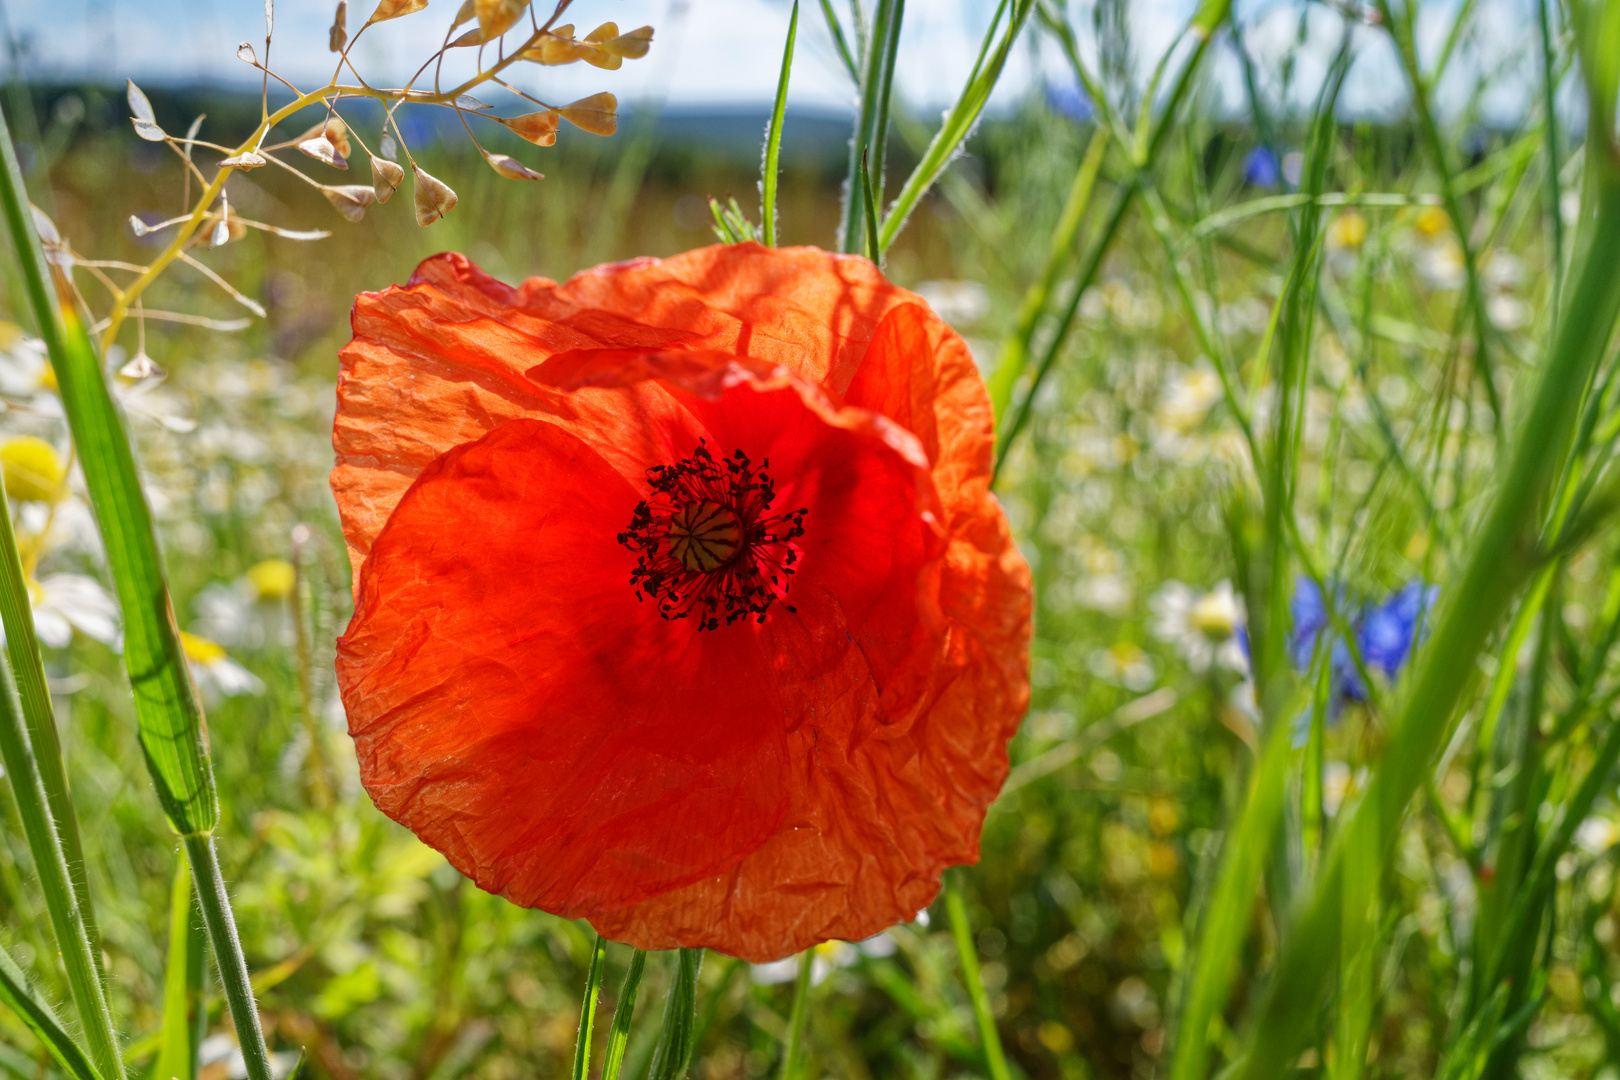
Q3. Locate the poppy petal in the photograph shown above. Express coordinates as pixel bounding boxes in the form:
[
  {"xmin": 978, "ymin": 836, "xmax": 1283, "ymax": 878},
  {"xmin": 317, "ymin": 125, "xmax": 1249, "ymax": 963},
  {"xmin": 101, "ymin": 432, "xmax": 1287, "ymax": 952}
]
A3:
[{"xmin": 338, "ymin": 417, "xmax": 791, "ymax": 914}]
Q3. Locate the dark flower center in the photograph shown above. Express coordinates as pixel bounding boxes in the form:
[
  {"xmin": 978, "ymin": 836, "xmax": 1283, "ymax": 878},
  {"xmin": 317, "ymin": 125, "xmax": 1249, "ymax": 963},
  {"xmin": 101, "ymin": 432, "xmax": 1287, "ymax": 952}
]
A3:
[{"xmin": 617, "ymin": 441, "xmax": 808, "ymax": 630}]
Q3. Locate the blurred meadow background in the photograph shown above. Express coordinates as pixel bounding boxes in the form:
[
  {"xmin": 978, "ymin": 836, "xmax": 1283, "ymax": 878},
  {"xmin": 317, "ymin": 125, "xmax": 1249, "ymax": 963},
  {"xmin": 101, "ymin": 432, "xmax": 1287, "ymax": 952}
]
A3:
[{"xmin": 2, "ymin": 0, "xmax": 1620, "ymax": 1079}]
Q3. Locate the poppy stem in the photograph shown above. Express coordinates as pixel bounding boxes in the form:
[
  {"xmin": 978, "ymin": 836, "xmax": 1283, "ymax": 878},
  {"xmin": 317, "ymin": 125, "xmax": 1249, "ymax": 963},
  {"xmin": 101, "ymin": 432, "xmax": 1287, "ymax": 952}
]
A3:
[
  {"xmin": 777, "ymin": 950, "xmax": 814, "ymax": 1080},
  {"xmin": 571, "ymin": 934, "xmax": 609, "ymax": 1080},
  {"xmin": 944, "ymin": 875, "xmax": 1011, "ymax": 1080}
]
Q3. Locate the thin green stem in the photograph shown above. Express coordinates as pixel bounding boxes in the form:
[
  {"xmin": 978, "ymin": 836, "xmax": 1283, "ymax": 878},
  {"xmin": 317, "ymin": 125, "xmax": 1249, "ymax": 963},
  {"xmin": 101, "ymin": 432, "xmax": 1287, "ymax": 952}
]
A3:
[
  {"xmin": 987, "ymin": 124, "xmax": 1108, "ymax": 423},
  {"xmin": 945, "ymin": 876, "xmax": 1010, "ymax": 1080},
  {"xmin": 156, "ymin": 854, "xmax": 207, "ymax": 1080},
  {"xmin": 777, "ymin": 951, "xmax": 814, "ymax": 1080},
  {"xmin": 184, "ymin": 835, "xmax": 272, "ymax": 1080},
  {"xmin": 761, "ymin": 2, "xmax": 798, "ymax": 247},
  {"xmin": 1536, "ymin": 0, "xmax": 1565, "ymax": 305},
  {"xmin": 816, "ymin": 0, "xmax": 857, "ymax": 80},
  {"xmin": 1378, "ymin": 0, "xmax": 1504, "ymax": 431},
  {"xmin": 571, "ymin": 934, "xmax": 608, "ymax": 1080}
]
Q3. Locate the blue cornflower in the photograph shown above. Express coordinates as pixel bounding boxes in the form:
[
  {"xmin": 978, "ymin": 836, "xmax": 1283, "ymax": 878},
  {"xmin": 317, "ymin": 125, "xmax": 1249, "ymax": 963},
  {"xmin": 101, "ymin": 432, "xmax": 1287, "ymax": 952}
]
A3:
[
  {"xmin": 1359, "ymin": 580, "xmax": 1439, "ymax": 677},
  {"xmin": 1289, "ymin": 576, "xmax": 1365, "ymax": 708},
  {"xmin": 1045, "ymin": 83, "xmax": 1093, "ymax": 122},
  {"xmin": 1290, "ymin": 577, "xmax": 1438, "ymax": 737},
  {"xmin": 1243, "ymin": 146, "xmax": 1282, "ymax": 189}
]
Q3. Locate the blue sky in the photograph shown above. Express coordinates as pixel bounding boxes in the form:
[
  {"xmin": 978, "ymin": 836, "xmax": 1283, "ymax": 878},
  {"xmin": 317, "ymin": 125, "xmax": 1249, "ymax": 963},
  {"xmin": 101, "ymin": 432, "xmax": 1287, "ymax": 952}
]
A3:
[
  {"xmin": 0, "ymin": 0, "xmax": 1546, "ymax": 122},
  {"xmin": 1, "ymin": 0, "xmax": 1065, "ymax": 110}
]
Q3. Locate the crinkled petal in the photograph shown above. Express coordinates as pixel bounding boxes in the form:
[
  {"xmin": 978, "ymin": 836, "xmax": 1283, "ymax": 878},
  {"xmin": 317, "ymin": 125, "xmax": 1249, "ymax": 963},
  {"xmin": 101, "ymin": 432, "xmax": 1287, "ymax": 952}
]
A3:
[{"xmin": 332, "ymin": 247, "xmax": 1032, "ymax": 960}]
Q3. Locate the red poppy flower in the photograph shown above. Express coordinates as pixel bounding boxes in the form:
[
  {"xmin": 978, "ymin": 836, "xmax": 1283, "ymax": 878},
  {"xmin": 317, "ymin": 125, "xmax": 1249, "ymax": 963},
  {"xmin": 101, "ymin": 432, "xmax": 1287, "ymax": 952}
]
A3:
[{"xmin": 333, "ymin": 243, "xmax": 1031, "ymax": 961}]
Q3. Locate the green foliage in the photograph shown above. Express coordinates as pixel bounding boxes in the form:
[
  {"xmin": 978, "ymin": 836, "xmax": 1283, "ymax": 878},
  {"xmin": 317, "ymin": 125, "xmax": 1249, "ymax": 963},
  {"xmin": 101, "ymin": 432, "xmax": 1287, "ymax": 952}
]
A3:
[{"xmin": 3, "ymin": 0, "xmax": 1620, "ymax": 1076}]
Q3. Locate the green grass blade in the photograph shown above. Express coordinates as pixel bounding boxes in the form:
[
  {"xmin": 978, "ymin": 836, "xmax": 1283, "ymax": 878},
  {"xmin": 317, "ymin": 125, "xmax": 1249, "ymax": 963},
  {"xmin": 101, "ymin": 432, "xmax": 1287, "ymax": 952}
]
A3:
[
  {"xmin": 816, "ymin": 0, "xmax": 858, "ymax": 81},
  {"xmin": 0, "ymin": 477, "xmax": 101, "ymax": 965},
  {"xmin": 155, "ymin": 855, "xmax": 206, "ymax": 1080},
  {"xmin": 571, "ymin": 934, "xmax": 609, "ymax": 1080},
  {"xmin": 838, "ymin": 0, "xmax": 903, "ymax": 254},
  {"xmin": 0, "ymin": 104, "xmax": 216, "ymax": 838},
  {"xmin": 1229, "ymin": 152, "xmax": 1620, "ymax": 1080},
  {"xmin": 646, "ymin": 949, "xmax": 703, "ymax": 1080},
  {"xmin": 945, "ymin": 876, "xmax": 1011, "ymax": 1080},
  {"xmin": 0, "ymin": 942, "xmax": 102, "ymax": 1080},
  {"xmin": 877, "ymin": 0, "xmax": 1032, "ymax": 253},
  {"xmin": 601, "ymin": 949, "xmax": 648, "ymax": 1080},
  {"xmin": 761, "ymin": 1, "xmax": 798, "ymax": 247},
  {"xmin": 0, "ymin": 649, "xmax": 122, "ymax": 1079},
  {"xmin": 1168, "ymin": 715, "xmax": 1294, "ymax": 1080},
  {"xmin": 0, "ymin": 99, "xmax": 274, "ymax": 1080},
  {"xmin": 776, "ymin": 951, "xmax": 814, "ymax": 1080}
]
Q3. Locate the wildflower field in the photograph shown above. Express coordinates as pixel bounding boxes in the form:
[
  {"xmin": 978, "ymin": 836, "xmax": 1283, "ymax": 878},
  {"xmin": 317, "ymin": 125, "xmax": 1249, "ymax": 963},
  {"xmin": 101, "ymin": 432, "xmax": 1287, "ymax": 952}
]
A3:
[{"xmin": 2, "ymin": 1, "xmax": 1620, "ymax": 1078}]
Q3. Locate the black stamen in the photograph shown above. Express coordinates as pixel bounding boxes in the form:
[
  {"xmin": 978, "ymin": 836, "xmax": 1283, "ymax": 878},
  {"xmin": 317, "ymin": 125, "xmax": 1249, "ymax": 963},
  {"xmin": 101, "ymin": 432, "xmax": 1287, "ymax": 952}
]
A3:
[{"xmin": 617, "ymin": 440, "xmax": 808, "ymax": 630}]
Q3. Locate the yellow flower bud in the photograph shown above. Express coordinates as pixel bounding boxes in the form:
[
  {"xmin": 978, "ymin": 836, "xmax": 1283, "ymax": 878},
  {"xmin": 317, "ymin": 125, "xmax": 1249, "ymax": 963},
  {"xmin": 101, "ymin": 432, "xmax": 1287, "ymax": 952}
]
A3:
[
  {"xmin": 246, "ymin": 559, "xmax": 297, "ymax": 601},
  {"xmin": 1, "ymin": 436, "xmax": 66, "ymax": 503}
]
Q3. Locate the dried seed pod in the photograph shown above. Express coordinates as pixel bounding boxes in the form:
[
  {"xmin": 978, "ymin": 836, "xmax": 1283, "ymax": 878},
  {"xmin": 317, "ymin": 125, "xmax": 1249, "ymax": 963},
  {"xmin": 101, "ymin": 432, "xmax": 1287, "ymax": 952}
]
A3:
[
  {"xmin": 322, "ymin": 184, "xmax": 378, "ymax": 222},
  {"xmin": 220, "ymin": 151, "xmax": 267, "ymax": 169},
  {"xmin": 600, "ymin": 25, "xmax": 653, "ymax": 58},
  {"xmin": 495, "ymin": 110, "xmax": 559, "ymax": 147},
  {"xmin": 127, "ymin": 79, "xmax": 166, "ymax": 141},
  {"xmin": 484, "ymin": 152, "xmax": 543, "ymax": 180},
  {"xmin": 413, "ymin": 166, "xmax": 457, "ymax": 225},
  {"xmin": 299, "ymin": 135, "xmax": 348, "ymax": 170},
  {"xmin": 522, "ymin": 34, "xmax": 589, "ymax": 65},
  {"xmin": 330, "ymin": 0, "xmax": 348, "ymax": 50},
  {"xmin": 474, "ymin": 0, "xmax": 527, "ymax": 39},
  {"xmin": 366, "ymin": 0, "xmax": 427, "ymax": 25},
  {"xmin": 559, "ymin": 92, "xmax": 618, "ymax": 137},
  {"xmin": 371, "ymin": 156, "xmax": 405, "ymax": 203}
]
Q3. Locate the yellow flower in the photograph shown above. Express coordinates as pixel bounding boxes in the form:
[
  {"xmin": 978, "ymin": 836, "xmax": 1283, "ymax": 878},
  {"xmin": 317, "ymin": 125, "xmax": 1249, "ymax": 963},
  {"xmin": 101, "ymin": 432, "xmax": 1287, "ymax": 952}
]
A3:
[
  {"xmin": 1, "ymin": 436, "xmax": 66, "ymax": 503},
  {"xmin": 180, "ymin": 630, "xmax": 227, "ymax": 664},
  {"xmin": 246, "ymin": 559, "xmax": 297, "ymax": 601},
  {"xmin": 1413, "ymin": 204, "xmax": 1450, "ymax": 238},
  {"xmin": 1329, "ymin": 210, "xmax": 1369, "ymax": 250}
]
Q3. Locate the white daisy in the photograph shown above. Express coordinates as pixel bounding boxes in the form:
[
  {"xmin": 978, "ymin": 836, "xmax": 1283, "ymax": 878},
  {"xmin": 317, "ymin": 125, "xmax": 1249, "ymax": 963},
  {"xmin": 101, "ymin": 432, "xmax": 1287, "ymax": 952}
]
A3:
[
  {"xmin": 26, "ymin": 573, "xmax": 120, "ymax": 648},
  {"xmin": 1150, "ymin": 579, "xmax": 1248, "ymax": 673},
  {"xmin": 191, "ymin": 559, "xmax": 296, "ymax": 649},
  {"xmin": 1089, "ymin": 642, "xmax": 1157, "ymax": 692},
  {"xmin": 181, "ymin": 631, "xmax": 264, "ymax": 699}
]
